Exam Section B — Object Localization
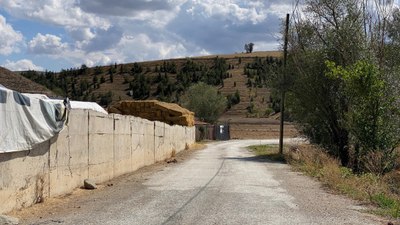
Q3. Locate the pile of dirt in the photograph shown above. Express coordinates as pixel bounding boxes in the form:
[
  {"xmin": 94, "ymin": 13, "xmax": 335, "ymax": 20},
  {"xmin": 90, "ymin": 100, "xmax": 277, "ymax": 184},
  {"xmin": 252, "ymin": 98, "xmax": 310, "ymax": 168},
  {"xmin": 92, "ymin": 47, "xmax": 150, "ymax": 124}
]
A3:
[
  {"xmin": 0, "ymin": 67, "xmax": 54, "ymax": 96},
  {"xmin": 108, "ymin": 100, "xmax": 194, "ymax": 127}
]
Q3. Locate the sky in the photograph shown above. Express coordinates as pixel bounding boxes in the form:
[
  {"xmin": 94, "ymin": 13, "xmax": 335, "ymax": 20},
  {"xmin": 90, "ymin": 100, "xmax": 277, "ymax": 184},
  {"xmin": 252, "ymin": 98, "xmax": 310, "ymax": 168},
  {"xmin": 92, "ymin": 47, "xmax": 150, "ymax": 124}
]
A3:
[{"xmin": 0, "ymin": 0, "xmax": 294, "ymax": 72}]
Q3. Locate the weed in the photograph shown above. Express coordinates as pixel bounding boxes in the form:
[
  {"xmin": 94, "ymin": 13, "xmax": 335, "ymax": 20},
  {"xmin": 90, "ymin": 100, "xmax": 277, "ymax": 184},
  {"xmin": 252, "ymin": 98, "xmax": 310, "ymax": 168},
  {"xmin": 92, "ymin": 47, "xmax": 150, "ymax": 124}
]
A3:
[
  {"xmin": 248, "ymin": 143, "xmax": 400, "ymax": 219},
  {"xmin": 248, "ymin": 145, "xmax": 286, "ymax": 162}
]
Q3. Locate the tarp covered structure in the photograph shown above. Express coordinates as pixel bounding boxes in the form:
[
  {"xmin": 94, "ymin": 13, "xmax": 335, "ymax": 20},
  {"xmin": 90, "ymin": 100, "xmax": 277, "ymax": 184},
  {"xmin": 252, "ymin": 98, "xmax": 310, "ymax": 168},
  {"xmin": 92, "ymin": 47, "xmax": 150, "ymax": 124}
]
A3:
[
  {"xmin": 0, "ymin": 85, "xmax": 109, "ymax": 153},
  {"xmin": 0, "ymin": 85, "xmax": 67, "ymax": 153}
]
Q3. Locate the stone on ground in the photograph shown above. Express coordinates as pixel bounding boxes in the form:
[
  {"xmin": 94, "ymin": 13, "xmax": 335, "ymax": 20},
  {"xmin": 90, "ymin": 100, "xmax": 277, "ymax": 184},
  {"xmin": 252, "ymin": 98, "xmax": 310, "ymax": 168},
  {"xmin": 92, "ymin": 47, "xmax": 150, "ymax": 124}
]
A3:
[
  {"xmin": 84, "ymin": 179, "xmax": 97, "ymax": 190},
  {"xmin": 0, "ymin": 215, "xmax": 19, "ymax": 225}
]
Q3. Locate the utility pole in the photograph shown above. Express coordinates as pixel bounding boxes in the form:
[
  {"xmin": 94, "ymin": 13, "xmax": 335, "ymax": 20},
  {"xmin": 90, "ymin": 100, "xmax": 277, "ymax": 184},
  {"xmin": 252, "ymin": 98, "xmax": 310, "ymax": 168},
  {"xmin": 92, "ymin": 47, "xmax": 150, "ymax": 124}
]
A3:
[{"xmin": 279, "ymin": 13, "xmax": 290, "ymax": 155}]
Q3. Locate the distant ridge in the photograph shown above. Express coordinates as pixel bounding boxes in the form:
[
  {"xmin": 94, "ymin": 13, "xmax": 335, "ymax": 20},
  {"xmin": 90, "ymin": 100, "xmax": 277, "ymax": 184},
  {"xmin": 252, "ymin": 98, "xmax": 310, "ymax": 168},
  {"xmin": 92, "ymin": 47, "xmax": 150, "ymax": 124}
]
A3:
[{"xmin": 0, "ymin": 67, "xmax": 54, "ymax": 96}]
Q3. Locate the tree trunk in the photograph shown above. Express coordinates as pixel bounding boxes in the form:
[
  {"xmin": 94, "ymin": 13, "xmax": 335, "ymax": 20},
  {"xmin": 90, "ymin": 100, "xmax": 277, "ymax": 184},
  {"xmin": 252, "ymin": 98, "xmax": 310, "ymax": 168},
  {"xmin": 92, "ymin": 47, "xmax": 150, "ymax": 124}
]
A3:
[{"xmin": 338, "ymin": 130, "xmax": 350, "ymax": 167}]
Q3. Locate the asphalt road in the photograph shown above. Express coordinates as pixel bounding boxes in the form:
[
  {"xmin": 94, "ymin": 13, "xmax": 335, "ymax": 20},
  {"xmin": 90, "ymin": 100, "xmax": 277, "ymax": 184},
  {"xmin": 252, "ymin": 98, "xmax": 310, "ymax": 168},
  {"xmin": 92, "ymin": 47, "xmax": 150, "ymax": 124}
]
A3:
[{"xmin": 20, "ymin": 139, "xmax": 383, "ymax": 225}]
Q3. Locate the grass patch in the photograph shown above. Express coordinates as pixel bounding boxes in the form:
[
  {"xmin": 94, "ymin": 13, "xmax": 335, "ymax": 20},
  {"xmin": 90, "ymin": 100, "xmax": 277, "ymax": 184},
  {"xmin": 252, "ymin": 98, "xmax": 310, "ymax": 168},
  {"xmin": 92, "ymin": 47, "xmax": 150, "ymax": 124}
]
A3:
[
  {"xmin": 248, "ymin": 145, "xmax": 286, "ymax": 162},
  {"xmin": 248, "ymin": 143, "xmax": 400, "ymax": 219}
]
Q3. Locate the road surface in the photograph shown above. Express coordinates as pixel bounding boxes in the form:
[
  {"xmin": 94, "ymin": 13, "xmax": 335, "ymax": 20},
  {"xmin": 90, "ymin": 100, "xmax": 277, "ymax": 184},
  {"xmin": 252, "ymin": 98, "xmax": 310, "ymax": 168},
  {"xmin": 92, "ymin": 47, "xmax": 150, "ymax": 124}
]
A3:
[{"xmin": 17, "ymin": 140, "xmax": 383, "ymax": 225}]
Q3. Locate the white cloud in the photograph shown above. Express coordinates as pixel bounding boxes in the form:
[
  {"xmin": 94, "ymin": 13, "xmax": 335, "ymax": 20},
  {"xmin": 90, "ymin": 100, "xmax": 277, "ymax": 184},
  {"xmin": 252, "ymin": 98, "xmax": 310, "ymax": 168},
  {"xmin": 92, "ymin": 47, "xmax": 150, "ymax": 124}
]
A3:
[
  {"xmin": 117, "ymin": 34, "xmax": 188, "ymax": 62},
  {"xmin": 0, "ymin": 0, "xmax": 293, "ymax": 71},
  {"xmin": 79, "ymin": 0, "xmax": 186, "ymax": 28},
  {"xmin": 0, "ymin": 14, "xmax": 23, "ymax": 55},
  {"xmin": 190, "ymin": 0, "xmax": 268, "ymax": 24},
  {"xmin": 2, "ymin": 59, "xmax": 44, "ymax": 71},
  {"xmin": 67, "ymin": 27, "xmax": 95, "ymax": 42},
  {"xmin": 28, "ymin": 33, "xmax": 68, "ymax": 55},
  {"xmin": 0, "ymin": 0, "xmax": 110, "ymax": 29}
]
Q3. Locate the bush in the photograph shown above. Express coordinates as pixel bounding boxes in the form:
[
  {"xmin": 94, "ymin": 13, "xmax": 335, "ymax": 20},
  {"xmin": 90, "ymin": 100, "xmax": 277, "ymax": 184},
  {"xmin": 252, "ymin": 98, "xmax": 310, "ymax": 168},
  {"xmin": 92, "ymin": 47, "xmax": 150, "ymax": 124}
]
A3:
[{"xmin": 180, "ymin": 83, "xmax": 226, "ymax": 123}]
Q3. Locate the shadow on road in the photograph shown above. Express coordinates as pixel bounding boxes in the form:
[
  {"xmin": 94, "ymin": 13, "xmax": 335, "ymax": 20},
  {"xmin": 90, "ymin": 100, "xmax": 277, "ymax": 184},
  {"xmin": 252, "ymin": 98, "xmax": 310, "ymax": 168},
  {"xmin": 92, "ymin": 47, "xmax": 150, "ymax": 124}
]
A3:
[{"xmin": 223, "ymin": 155, "xmax": 286, "ymax": 164}]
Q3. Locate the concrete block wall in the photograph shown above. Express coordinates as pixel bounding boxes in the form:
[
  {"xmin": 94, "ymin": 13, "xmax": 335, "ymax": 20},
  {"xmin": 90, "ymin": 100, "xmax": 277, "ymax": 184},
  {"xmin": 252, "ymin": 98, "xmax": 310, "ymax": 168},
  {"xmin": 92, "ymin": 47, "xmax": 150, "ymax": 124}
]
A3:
[{"xmin": 0, "ymin": 109, "xmax": 195, "ymax": 214}]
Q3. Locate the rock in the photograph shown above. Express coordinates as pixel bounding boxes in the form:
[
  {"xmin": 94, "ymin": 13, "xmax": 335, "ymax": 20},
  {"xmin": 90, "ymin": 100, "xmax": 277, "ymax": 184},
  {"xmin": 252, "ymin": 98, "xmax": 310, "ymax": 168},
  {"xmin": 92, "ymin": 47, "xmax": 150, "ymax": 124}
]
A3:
[
  {"xmin": 84, "ymin": 179, "xmax": 97, "ymax": 189},
  {"xmin": 0, "ymin": 215, "xmax": 19, "ymax": 225},
  {"xmin": 166, "ymin": 158, "xmax": 177, "ymax": 163}
]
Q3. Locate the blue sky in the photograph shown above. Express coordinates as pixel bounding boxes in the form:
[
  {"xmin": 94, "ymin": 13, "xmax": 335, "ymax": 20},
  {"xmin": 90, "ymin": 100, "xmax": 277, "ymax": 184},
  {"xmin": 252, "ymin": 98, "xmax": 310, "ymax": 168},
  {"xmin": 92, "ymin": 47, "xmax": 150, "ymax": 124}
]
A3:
[{"xmin": 0, "ymin": 0, "xmax": 293, "ymax": 72}]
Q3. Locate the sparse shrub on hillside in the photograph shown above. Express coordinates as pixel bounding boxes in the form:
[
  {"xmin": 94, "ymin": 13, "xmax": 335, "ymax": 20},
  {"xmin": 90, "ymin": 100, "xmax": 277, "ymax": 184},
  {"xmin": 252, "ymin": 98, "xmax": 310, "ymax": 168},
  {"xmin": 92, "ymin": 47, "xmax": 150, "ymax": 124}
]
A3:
[
  {"xmin": 160, "ymin": 61, "xmax": 177, "ymax": 74},
  {"xmin": 227, "ymin": 90, "xmax": 240, "ymax": 109},
  {"xmin": 99, "ymin": 91, "xmax": 113, "ymax": 106},
  {"xmin": 130, "ymin": 74, "xmax": 150, "ymax": 99},
  {"xmin": 79, "ymin": 64, "xmax": 88, "ymax": 75},
  {"xmin": 92, "ymin": 75, "xmax": 98, "ymax": 85},
  {"xmin": 94, "ymin": 66, "xmax": 102, "ymax": 75},
  {"xmin": 110, "ymin": 73, "xmax": 114, "ymax": 83},
  {"xmin": 246, "ymin": 102, "xmax": 255, "ymax": 114},
  {"xmin": 226, "ymin": 90, "xmax": 240, "ymax": 109},
  {"xmin": 131, "ymin": 62, "xmax": 143, "ymax": 75}
]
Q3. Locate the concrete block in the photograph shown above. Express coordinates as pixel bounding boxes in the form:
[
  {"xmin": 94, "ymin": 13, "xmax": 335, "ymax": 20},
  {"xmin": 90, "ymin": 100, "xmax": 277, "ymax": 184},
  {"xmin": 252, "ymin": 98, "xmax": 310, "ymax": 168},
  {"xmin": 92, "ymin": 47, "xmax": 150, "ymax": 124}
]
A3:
[
  {"xmin": 0, "ymin": 141, "xmax": 50, "ymax": 214},
  {"xmin": 113, "ymin": 115, "xmax": 132, "ymax": 176},
  {"xmin": 49, "ymin": 128, "xmax": 89, "ymax": 197},
  {"xmin": 88, "ymin": 133, "xmax": 113, "ymax": 182},
  {"xmin": 68, "ymin": 109, "xmax": 88, "ymax": 135},
  {"xmin": 88, "ymin": 162, "xmax": 114, "ymax": 183},
  {"xmin": 131, "ymin": 119, "xmax": 144, "ymax": 171},
  {"xmin": 143, "ymin": 121, "xmax": 155, "ymax": 166},
  {"xmin": 113, "ymin": 114, "xmax": 131, "ymax": 135},
  {"xmin": 113, "ymin": 129, "xmax": 131, "ymax": 177},
  {"xmin": 89, "ymin": 111, "xmax": 113, "ymax": 134}
]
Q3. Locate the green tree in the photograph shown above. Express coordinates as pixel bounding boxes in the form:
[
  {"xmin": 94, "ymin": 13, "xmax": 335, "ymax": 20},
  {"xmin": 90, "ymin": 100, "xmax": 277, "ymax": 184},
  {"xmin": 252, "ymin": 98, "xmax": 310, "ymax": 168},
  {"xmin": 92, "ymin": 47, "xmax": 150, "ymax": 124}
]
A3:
[
  {"xmin": 130, "ymin": 74, "xmax": 150, "ymax": 99},
  {"xmin": 180, "ymin": 83, "xmax": 227, "ymax": 123},
  {"xmin": 325, "ymin": 60, "xmax": 400, "ymax": 174},
  {"xmin": 285, "ymin": 0, "xmax": 400, "ymax": 171}
]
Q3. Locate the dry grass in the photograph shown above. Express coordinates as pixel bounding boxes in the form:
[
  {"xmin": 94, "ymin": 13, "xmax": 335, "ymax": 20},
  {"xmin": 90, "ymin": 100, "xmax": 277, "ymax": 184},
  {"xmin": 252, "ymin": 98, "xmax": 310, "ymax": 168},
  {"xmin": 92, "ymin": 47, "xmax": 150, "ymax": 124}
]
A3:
[
  {"xmin": 188, "ymin": 143, "xmax": 207, "ymax": 151},
  {"xmin": 249, "ymin": 144, "xmax": 400, "ymax": 219}
]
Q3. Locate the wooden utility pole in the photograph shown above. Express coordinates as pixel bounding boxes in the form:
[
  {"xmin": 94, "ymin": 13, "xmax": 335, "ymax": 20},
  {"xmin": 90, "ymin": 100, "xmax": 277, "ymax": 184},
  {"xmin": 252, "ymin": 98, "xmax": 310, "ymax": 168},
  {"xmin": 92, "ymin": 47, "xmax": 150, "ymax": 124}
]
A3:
[{"xmin": 279, "ymin": 13, "xmax": 290, "ymax": 155}]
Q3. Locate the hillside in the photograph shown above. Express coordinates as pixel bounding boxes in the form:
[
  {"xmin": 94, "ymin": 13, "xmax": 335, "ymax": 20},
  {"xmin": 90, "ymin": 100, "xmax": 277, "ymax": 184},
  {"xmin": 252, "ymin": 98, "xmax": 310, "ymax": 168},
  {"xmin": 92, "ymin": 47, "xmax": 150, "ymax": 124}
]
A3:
[
  {"xmin": 0, "ymin": 67, "xmax": 54, "ymax": 96},
  {"xmin": 18, "ymin": 51, "xmax": 298, "ymax": 138}
]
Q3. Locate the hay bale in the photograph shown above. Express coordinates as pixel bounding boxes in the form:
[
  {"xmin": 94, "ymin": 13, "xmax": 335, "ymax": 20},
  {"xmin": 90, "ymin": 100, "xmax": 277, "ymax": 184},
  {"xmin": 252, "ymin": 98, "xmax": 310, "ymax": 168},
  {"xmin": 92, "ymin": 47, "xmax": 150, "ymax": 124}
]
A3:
[{"xmin": 108, "ymin": 100, "xmax": 194, "ymax": 127}]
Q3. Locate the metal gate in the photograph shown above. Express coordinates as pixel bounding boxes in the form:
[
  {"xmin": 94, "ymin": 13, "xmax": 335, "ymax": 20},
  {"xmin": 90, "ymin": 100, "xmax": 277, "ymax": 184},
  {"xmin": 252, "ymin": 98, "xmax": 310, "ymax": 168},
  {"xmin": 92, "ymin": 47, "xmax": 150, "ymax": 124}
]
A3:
[{"xmin": 214, "ymin": 123, "xmax": 230, "ymax": 140}]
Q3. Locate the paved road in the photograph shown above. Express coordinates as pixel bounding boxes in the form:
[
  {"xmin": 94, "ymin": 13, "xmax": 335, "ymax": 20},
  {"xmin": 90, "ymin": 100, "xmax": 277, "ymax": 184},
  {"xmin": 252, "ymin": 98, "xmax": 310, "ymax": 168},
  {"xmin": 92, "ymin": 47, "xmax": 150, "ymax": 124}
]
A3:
[{"xmin": 22, "ymin": 139, "xmax": 383, "ymax": 225}]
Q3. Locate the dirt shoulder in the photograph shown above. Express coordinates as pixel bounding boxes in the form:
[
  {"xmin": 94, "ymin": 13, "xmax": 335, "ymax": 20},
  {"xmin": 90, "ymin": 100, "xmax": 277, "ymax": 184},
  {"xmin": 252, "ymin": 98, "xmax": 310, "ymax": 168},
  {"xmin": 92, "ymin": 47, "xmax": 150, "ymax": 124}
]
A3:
[{"xmin": 7, "ymin": 144, "xmax": 206, "ymax": 224}]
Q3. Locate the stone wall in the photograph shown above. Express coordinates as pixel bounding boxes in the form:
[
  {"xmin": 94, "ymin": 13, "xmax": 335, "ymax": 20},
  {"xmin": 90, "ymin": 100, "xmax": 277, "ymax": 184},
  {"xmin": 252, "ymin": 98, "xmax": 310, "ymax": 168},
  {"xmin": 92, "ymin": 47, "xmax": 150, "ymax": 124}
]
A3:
[{"xmin": 0, "ymin": 109, "xmax": 195, "ymax": 214}]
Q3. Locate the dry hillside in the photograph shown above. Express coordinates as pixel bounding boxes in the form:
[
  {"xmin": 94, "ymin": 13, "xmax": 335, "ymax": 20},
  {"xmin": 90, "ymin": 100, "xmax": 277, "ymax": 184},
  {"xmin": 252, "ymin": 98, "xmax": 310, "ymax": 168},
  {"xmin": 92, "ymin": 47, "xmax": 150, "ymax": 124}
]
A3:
[
  {"xmin": 0, "ymin": 67, "xmax": 54, "ymax": 96},
  {"xmin": 17, "ymin": 51, "xmax": 298, "ymax": 139}
]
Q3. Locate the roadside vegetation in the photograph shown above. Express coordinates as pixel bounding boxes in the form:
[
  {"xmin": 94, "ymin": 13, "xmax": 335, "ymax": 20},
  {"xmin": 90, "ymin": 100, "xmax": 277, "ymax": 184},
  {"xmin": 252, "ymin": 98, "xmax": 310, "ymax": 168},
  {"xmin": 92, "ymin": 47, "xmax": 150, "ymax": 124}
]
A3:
[
  {"xmin": 248, "ymin": 144, "xmax": 400, "ymax": 219},
  {"xmin": 250, "ymin": 0, "xmax": 400, "ymax": 219},
  {"xmin": 270, "ymin": 0, "xmax": 400, "ymax": 176}
]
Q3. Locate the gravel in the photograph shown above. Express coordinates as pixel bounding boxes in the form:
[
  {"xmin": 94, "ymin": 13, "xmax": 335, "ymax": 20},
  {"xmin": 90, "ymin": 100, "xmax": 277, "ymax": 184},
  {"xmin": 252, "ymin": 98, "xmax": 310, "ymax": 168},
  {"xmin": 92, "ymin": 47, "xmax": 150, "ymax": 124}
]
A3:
[{"xmin": 14, "ymin": 139, "xmax": 386, "ymax": 225}]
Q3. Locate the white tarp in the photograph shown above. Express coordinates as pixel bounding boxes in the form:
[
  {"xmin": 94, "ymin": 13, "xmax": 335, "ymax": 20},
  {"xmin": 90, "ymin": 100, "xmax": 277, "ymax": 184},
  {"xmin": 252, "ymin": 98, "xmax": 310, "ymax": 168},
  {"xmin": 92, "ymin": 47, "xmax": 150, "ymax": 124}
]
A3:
[
  {"xmin": 0, "ymin": 86, "xmax": 66, "ymax": 153},
  {"xmin": 33, "ymin": 98, "xmax": 108, "ymax": 115}
]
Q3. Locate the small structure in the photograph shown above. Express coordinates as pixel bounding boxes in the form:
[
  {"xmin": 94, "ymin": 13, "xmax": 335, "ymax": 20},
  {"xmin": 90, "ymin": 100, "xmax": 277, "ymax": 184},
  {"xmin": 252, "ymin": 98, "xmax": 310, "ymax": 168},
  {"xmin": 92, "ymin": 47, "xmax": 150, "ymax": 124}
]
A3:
[{"xmin": 195, "ymin": 120, "xmax": 230, "ymax": 141}]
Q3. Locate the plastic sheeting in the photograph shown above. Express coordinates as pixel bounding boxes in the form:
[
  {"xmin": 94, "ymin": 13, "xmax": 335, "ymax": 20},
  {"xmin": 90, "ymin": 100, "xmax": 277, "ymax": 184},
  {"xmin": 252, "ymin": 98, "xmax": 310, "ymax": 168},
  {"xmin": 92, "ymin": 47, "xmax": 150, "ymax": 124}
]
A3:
[
  {"xmin": 0, "ymin": 86, "xmax": 66, "ymax": 153},
  {"xmin": 37, "ymin": 98, "xmax": 108, "ymax": 115}
]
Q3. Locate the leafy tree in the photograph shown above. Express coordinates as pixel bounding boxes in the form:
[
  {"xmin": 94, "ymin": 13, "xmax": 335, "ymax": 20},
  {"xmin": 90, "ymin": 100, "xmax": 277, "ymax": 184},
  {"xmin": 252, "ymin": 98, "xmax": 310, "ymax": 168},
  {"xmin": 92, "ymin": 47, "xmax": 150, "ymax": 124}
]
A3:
[
  {"xmin": 284, "ymin": 0, "xmax": 400, "ymax": 172},
  {"xmin": 92, "ymin": 75, "xmax": 98, "ymax": 85},
  {"xmin": 180, "ymin": 83, "xmax": 227, "ymax": 123},
  {"xmin": 130, "ymin": 74, "xmax": 150, "ymax": 99},
  {"xmin": 244, "ymin": 43, "xmax": 254, "ymax": 53},
  {"xmin": 325, "ymin": 60, "xmax": 400, "ymax": 173},
  {"xmin": 131, "ymin": 62, "xmax": 143, "ymax": 75},
  {"xmin": 100, "ymin": 75, "xmax": 106, "ymax": 83},
  {"xmin": 110, "ymin": 73, "xmax": 114, "ymax": 83},
  {"xmin": 99, "ymin": 91, "xmax": 113, "ymax": 106},
  {"xmin": 94, "ymin": 66, "xmax": 103, "ymax": 75},
  {"xmin": 79, "ymin": 64, "xmax": 88, "ymax": 75},
  {"xmin": 227, "ymin": 90, "xmax": 241, "ymax": 109}
]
